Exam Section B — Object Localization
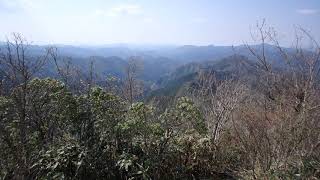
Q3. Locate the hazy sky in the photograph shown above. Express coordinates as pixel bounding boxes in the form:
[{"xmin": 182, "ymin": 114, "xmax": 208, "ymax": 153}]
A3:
[{"xmin": 0, "ymin": 0, "xmax": 319, "ymax": 45}]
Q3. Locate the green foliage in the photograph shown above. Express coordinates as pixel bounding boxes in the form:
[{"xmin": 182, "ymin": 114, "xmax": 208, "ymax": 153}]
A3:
[
  {"xmin": 26, "ymin": 78, "xmax": 77, "ymax": 141},
  {"xmin": 90, "ymin": 87, "xmax": 125, "ymax": 137},
  {"xmin": 176, "ymin": 97, "xmax": 207, "ymax": 134},
  {"xmin": 31, "ymin": 140, "xmax": 87, "ymax": 179},
  {"xmin": 1, "ymin": 78, "xmax": 319, "ymax": 179}
]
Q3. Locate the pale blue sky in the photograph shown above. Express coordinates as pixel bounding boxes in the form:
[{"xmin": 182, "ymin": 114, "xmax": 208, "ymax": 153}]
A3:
[{"xmin": 0, "ymin": 0, "xmax": 319, "ymax": 45}]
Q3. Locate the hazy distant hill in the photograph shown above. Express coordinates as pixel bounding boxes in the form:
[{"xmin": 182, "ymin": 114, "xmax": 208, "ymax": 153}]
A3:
[
  {"xmin": 147, "ymin": 55, "xmax": 257, "ymax": 99},
  {"xmin": 0, "ymin": 42, "xmax": 296, "ymax": 88},
  {"xmin": 0, "ymin": 42, "xmax": 288, "ymax": 61}
]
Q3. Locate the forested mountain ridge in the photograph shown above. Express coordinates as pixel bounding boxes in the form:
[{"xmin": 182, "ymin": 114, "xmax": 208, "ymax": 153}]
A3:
[
  {"xmin": 147, "ymin": 55, "xmax": 257, "ymax": 99},
  {"xmin": 0, "ymin": 42, "xmax": 298, "ymax": 83}
]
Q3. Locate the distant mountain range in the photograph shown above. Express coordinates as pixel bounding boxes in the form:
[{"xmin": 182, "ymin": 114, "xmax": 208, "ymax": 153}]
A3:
[
  {"xmin": 0, "ymin": 42, "xmax": 299, "ymax": 97},
  {"xmin": 0, "ymin": 42, "xmax": 288, "ymax": 60}
]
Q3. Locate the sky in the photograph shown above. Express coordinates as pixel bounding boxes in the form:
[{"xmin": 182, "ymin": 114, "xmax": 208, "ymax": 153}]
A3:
[{"xmin": 0, "ymin": 0, "xmax": 319, "ymax": 46}]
